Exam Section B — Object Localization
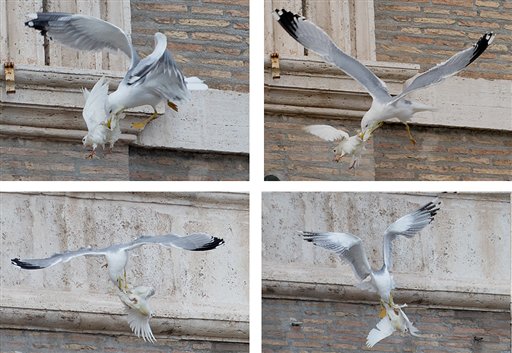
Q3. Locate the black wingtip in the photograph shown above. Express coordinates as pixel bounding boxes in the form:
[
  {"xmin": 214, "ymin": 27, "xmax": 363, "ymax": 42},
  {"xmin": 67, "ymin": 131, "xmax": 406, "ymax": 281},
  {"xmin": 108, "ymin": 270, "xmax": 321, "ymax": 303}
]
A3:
[
  {"xmin": 192, "ymin": 237, "xmax": 225, "ymax": 251},
  {"xmin": 468, "ymin": 32, "xmax": 495, "ymax": 66},
  {"xmin": 299, "ymin": 231, "xmax": 316, "ymax": 242},
  {"xmin": 273, "ymin": 9, "xmax": 303, "ymax": 41},
  {"xmin": 11, "ymin": 258, "xmax": 43, "ymax": 269}
]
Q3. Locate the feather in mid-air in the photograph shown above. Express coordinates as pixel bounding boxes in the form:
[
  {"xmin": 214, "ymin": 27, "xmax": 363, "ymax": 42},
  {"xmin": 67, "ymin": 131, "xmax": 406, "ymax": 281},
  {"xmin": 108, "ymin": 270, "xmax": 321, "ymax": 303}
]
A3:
[
  {"xmin": 11, "ymin": 232, "xmax": 225, "ymax": 342},
  {"xmin": 273, "ymin": 9, "xmax": 495, "ymax": 149},
  {"xmin": 25, "ymin": 12, "xmax": 208, "ymax": 140},
  {"xmin": 299, "ymin": 198, "xmax": 440, "ymax": 347}
]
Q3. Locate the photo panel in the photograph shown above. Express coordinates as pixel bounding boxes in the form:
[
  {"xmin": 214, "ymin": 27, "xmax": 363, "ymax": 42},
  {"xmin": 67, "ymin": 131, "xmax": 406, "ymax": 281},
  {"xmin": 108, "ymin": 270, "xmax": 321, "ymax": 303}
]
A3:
[
  {"xmin": 1, "ymin": 192, "xmax": 249, "ymax": 351},
  {"xmin": 1, "ymin": 0, "xmax": 249, "ymax": 181},
  {"xmin": 262, "ymin": 192, "xmax": 511, "ymax": 351},
  {"xmin": 264, "ymin": 1, "xmax": 511, "ymax": 181}
]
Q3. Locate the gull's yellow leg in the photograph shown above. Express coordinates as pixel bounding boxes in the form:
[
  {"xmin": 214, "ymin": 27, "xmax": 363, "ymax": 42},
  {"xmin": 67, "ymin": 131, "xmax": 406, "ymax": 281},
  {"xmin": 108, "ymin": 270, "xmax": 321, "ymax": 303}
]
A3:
[
  {"xmin": 123, "ymin": 269, "xmax": 129, "ymax": 292},
  {"xmin": 379, "ymin": 299, "xmax": 387, "ymax": 318},
  {"xmin": 404, "ymin": 123, "xmax": 416, "ymax": 145},
  {"xmin": 131, "ymin": 108, "xmax": 158, "ymax": 130},
  {"xmin": 167, "ymin": 100, "xmax": 178, "ymax": 112}
]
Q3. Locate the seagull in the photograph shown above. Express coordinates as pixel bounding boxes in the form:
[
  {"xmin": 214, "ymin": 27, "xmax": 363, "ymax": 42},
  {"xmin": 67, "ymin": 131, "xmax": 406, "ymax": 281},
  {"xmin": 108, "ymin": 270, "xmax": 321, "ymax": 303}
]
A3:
[
  {"xmin": 81, "ymin": 76, "xmax": 122, "ymax": 159},
  {"xmin": 11, "ymin": 233, "xmax": 224, "ymax": 342},
  {"xmin": 303, "ymin": 125, "xmax": 364, "ymax": 169},
  {"xmin": 25, "ymin": 12, "xmax": 208, "ymax": 130},
  {"xmin": 118, "ymin": 285, "xmax": 157, "ymax": 343},
  {"xmin": 11, "ymin": 233, "xmax": 225, "ymax": 291},
  {"xmin": 299, "ymin": 198, "xmax": 440, "ymax": 345},
  {"xmin": 366, "ymin": 302, "xmax": 420, "ymax": 348},
  {"xmin": 273, "ymin": 9, "xmax": 495, "ymax": 144}
]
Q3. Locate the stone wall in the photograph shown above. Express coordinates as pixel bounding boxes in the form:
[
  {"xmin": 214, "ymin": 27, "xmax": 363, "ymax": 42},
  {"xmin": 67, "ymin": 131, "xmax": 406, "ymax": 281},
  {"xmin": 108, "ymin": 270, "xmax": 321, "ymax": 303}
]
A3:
[
  {"xmin": 262, "ymin": 192, "xmax": 511, "ymax": 352},
  {"xmin": 0, "ymin": 138, "xmax": 249, "ymax": 181},
  {"xmin": 0, "ymin": 192, "xmax": 249, "ymax": 350}
]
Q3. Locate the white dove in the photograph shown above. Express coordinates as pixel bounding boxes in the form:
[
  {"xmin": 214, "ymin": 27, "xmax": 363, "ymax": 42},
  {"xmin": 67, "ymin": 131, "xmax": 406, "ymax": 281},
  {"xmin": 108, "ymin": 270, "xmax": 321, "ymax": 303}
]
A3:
[
  {"xmin": 81, "ymin": 76, "xmax": 122, "ymax": 159},
  {"xmin": 303, "ymin": 125, "xmax": 364, "ymax": 169},
  {"xmin": 118, "ymin": 285, "xmax": 157, "ymax": 343}
]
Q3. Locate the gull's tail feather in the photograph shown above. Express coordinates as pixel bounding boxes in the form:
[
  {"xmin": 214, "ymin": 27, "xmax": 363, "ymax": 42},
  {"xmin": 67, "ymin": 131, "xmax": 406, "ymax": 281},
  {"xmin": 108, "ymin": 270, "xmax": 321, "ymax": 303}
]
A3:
[{"xmin": 185, "ymin": 76, "xmax": 208, "ymax": 91}]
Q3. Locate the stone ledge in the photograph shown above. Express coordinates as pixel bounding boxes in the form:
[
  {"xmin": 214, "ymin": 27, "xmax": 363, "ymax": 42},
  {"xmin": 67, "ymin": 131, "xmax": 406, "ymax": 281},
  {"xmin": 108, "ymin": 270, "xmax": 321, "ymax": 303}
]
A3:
[
  {"xmin": 1, "ymin": 289, "xmax": 248, "ymax": 342},
  {"xmin": 0, "ymin": 64, "xmax": 249, "ymax": 154},
  {"xmin": 264, "ymin": 57, "xmax": 511, "ymax": 131},
  {"xmin": 262, "ymin": 279, "xmax": 510, "ymax": 311}
]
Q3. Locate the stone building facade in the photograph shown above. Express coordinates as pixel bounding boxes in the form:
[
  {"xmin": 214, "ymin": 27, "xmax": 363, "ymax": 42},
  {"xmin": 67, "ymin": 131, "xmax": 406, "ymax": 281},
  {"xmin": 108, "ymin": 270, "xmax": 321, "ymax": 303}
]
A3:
[
  {"xmin": 262, "ymin": 193, "xmax": 511, "ymax": 352},
  {"xmin": 264, "ymin": 0, "xmax": 511, "ymax": 180},
  {"xmin": 0, "ymin": 192, "xmax": 249, "ymax": 352},
  {"xmin": 0, "ymin": 0, "xmax": 249, "ymax": 180}
]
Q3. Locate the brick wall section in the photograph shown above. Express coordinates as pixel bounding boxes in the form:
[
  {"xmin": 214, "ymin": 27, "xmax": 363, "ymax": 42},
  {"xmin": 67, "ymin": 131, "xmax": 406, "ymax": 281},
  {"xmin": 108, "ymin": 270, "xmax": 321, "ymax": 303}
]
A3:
[
  {"xmin": 0, "ymin": 329, "xmax": 248, "ymax": 353},
  {"xmin": 374, "ymin": 0, "xmax": 512, "ymax": 80},
  {"xmin": 265, "ymin": 114, "xmax": 375, "ymax": 181},
  {"xmin": 374, "ymin": 123, "xmax": 512, "ymax": 181},
  {"xmin": 0, "ymin": 138, "xmax": 130, "ymax": 181},
  {"xmin": 264, "ymin": 114, "xmax": 512, "ymax": 181},
  {"xmin": 128, "ymin": 145, "xmax": 249, "ymax": 180},
  {"xmin": 130, "ymin": 0, "xmax": 249, "ymax": 92},
  {"xmin": 262, "ymin": 298, "xmax": 511, "ymax": 353},
  {"xmin": 375, "ymin": 0, "xmax": 512, "ymax": 80},
  {"xmin": 0, "ymin": 138, "xmax": 249, "ymax": 181}
]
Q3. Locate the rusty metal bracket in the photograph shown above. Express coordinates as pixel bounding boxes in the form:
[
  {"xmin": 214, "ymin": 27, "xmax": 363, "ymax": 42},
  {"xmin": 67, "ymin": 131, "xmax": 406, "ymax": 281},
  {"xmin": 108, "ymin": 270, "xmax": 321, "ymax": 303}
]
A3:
[
  {"xmin": 271, "ymin": 53, "xmax": 280, "ymax": 79},
  {"xmin": 4, "ymin": 62, "xmax": 15, "ymax": 93}
]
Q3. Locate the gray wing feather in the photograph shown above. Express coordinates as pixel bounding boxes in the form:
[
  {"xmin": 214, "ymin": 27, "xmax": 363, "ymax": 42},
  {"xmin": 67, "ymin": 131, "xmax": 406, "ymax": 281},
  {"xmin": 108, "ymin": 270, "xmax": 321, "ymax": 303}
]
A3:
[
  {"xmin": 391, "ymin": 32, "xmax": 495, "ymax": 103},
  {"xmin": 25, "ymin": 12, "xmax": 139, "ymax": 70},
  {"xmin": 274, "ymin": 9, "xmax": 391, "ymax": 102},
  {"xmin": 383, "ymin": 198, "xmax": 441, "ymax": 269},
  {"xmin": 126, "ymin": 233, "xmax": 225, "ymax": 252},
  {"xmin": 11, "ymin": 247, "xmax": 107, "ymax": 270},
  {"xmin": 300, "ymin": 231, "xmax": 372, "ymax": 281},
  {"xmin": 126, "ymin": 33, "xmax": 190, "ymax": 103}
]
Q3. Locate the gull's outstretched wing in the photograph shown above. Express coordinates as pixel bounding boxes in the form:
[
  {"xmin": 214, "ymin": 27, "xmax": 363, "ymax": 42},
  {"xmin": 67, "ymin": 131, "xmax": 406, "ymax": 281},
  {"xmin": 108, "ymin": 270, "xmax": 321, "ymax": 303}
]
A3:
[
  {"xmin": 391, "ymin": 32, "xmax": 495, "ymax": 103},
  {"xmin": 11, "ymin": 246, "xmax": 107, "ymax": 270},
  {"xmin": 125, "ymin": 233, "xmax": 225, "ymax": 252},
  {"xmin": 383, "ymin": 199, "xmax": 441, "ymax": 269},
  {"xmin": 300, "ymin": 231, "xmax": 372, "ymax": 281},
  {"xmin": 25, "ymin": 12, "xmax": 139, "ymax": 70},
  {"xmin": 126, "ymin": 32, "xmax": 191, "ymax": 103},
  {"xmin": 82, "ymin": 76, "xmax": 109, "ymax": 129},
  {"xmin": 273, "ymin": 9, "xmax": 391, "ymax": 102},
  {"xmin": 366, "ymin": 316, "xmax": 396, "ymax": 348},
  {"xmin": 303, "ymin": 125, "xmax": 350, "ymax": 141}
]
